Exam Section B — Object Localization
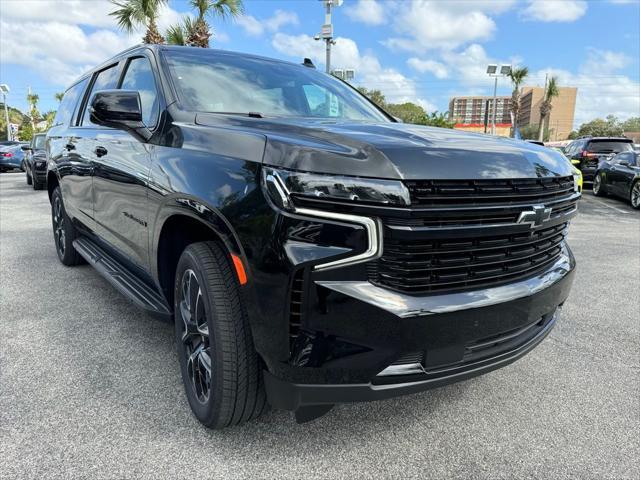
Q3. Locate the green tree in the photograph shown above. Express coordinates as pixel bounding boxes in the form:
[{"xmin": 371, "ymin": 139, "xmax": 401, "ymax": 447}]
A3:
[
  {"xmin": 54, "ymin": 92, "xmax": 64, "ymax": 102},
  {"xmin": 110, "ymin": 0, "xmax": 168, "ymax": 44},
  {"xmin": 186, "ymin": 0, "xmax": 243, "ymax": 48},
  {"xmin": 423, "ymin": 111, "xmax": 455, "ymax": 129},
  {"xmin": 621, "ymin": 117, "xmax": 640, "ymax": 132},
  {"xmin": 568, "ymin": 130, "xmax": 579, "ymax": 140},
  {"xmin": 356, "ymin": 87, "xmax": 386, "ymax": 108},
  {"xmin": 0, "ymin": 105, "xmax": 26, "ymax": 141},
  {"xmin": 385, "ymin": 102, "xmax": 427, "ymax": 124},
  {"xmin": 521, "ymin": 123, "xmax": 553, "ymax": 142},
  {"xmin": 576, "ymin": 115, "xmax": 624, "ymax": 137},
  {"xmin": 538, "ymin": 76, "xmax": 559, "ymax": 141},
  {"xmin": 507, "ymin": 66, "xmax": 528, "ymax": 137}
]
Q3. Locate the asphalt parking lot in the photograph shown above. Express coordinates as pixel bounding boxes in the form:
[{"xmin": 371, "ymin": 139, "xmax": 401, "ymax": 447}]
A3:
[{"xmin": 1, "ymin": 171, "xmax": 638, "ymax": 479}]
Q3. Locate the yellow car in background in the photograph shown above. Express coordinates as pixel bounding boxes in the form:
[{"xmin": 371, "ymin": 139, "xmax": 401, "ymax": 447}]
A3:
[{"xmin": 572, "ymin": 164, "xmax": 583, "ymax": 192}]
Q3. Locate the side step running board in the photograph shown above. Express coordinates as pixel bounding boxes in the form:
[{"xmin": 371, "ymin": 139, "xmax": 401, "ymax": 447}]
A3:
[{"xmin": 73, "ymin": 237, "xmax": 172, "ymax": 320}]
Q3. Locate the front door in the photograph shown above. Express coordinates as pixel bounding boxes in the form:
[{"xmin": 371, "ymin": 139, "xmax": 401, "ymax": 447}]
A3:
[{"xmin": 91, "ymin": 55, "xmax": 162, "ymax": 272}]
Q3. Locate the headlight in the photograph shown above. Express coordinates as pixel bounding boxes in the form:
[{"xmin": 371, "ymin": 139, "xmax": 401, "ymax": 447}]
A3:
[{"xmin": 263, "ymin": 167, "xmax": 410, "ymax": 210}]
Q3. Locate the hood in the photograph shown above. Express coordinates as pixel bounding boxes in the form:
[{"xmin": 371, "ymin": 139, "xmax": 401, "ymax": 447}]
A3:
[{"xmin": 195, "ymin": 115, "xmax": 573, "ymax": 180}]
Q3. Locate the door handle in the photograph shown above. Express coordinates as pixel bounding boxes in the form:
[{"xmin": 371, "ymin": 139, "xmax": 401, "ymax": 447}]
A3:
[
  {"xmin": 94, "ymin": 146, "xmax": 108, "ymax": 158},
  {"xmin": 65, "ymin": 143, "xmax": 75, "ymax": 151}
]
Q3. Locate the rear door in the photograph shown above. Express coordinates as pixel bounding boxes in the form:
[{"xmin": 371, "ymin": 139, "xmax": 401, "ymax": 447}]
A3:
[
  {"xmin": 48, "ymin": 77, "xmax": 92, "ymax": 226},
  {"xmin": 91, "ymin": 53, "xmax": 162, "ymax": 271}
]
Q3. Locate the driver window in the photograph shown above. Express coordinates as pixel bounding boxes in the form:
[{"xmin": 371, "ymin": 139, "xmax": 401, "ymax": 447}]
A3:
[{"xmin": 120, "ymin": 56, "xmax": 159, "ymax": 128}]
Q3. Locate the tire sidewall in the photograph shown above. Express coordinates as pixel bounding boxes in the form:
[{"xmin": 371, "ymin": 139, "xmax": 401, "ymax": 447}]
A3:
[
  {"xmin": 174, "ymin": 248, "xmax": 224, "ymax": 425},
  {"xmin": 631, "ymin": 180, "xmax": 640, "ymax": 209}
]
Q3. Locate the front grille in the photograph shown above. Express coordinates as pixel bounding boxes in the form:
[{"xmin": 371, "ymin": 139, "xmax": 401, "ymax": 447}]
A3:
[
  {"xmin": 370, "ymin": 222, "xmax": 568, "ymax": 294},
  {"xmin": 406, "ymin": 176, "xmax": 575, "ymax": 207}
]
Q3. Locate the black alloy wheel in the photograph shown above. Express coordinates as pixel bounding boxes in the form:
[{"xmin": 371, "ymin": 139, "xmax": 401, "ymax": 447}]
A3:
[
  {"xmin": 178, "ymin": 268, "xmax": 211, "ymax": 404},
  {"xmin": 52, "ymin": 195, "xmax": 66, "ymax": 258},
  {"xmin": 631, "ymin": 181, "xmax": 640, "ymax": 209},
  {"xmin": 593, "ymin": 173, "xmax": 605, "ymax": 196},
  {"xmin": 174, "ymin": 242, "xmax": 267, "ymax": 428},
  {"xmin": 50, "ymin": 187, "xmax": 84, "ymax": 266}
]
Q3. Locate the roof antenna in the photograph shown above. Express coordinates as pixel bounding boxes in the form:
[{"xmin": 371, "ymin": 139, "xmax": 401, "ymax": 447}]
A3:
[{"xmin": 302, "ymin": 58, "xmax": 316, "ymax": 69}]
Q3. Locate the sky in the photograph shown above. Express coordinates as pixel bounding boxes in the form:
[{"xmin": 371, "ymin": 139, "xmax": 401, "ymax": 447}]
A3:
[{"xmin": 0, "ymin": 0, "xmax": 639, "ymax": 128}]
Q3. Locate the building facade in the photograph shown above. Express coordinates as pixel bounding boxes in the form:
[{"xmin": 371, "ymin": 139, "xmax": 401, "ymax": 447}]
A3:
[
  {"xmin": 449, "ymin": 95, "xmax": 512, "ymax": 128},
  {"xmin": 517, "ymin": 86, "xmax": 577, "ymax": 141}
]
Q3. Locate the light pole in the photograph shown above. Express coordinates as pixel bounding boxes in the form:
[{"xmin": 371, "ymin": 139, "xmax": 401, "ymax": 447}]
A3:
[
  {"xmin": 314, "ymin": 0, "xmax": 342, "ymax": 74},
  {"xmin": 0, "ymin": 84, "xmax": 10, "ymax": 141},
  {"xmin": 486, "ymin": 65, "xmax": 511, "ymax": 135}
]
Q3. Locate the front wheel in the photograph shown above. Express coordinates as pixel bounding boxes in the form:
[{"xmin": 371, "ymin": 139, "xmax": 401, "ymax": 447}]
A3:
[
  {"xmin": 630, "ymin": 180, "xmax": 640, "ymax": 210},
  {"xmin": 593, "ymin": 173, "xmax": 605, "ymax": 196},
  {"xmin": 32, "ymin": 168, "xmax": 44, "ymax": 190},
  {"xmin": 174, "ymin": 242, "xmax": 267, "ymax": 429}
]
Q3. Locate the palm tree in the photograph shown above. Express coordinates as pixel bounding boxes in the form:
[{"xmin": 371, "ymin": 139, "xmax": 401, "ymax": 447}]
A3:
[
  {"xmin": 186, "ymin": 0, "xmax": 243, "ymax": 48},
  {"xmin": 538, "ymin": 76, "xmax": 559, "ymax": 141},
  {"xmin": 26, "ymin": 93, "xmax": 40, "ymax": 133},
  {"xmin": 54, "ymin": 92, "xmax": 64, "ymax": 102},
  {"xmin": 166, "ymin": 16, "xmax": 197, "ymax": 46},
  {"xmin": 508, "ymin": 66, "xmax": 528, "ymax": 137},
  {"xmin": 110, "ymin": 0, "xmax": 168, "ymax": 44}
]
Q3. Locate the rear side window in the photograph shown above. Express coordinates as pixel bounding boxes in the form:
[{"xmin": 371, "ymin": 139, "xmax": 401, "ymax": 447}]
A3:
[
  {"xmin": 82, "ymin": 64, "xmax": 121, "ymax": 126},
  {"xmin": 586, "ymin": 140, "xmax": 633, "ymax": 153},
  {"xmin": 53, "ymin": 78, "xmax": 88, "ymax": 127},
  {"xmin": 120, "ymin": 57, "xmax": 159, "ymax": 128}
]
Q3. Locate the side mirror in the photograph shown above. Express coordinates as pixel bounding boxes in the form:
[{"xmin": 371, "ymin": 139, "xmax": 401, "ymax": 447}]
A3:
[
  {"xmin": 21, "ymin": 145, "xmax": 31, "ymax": 151},
  {"xmin": 89, "ymin": 90, "xmax": 150, "ymax": 140}
]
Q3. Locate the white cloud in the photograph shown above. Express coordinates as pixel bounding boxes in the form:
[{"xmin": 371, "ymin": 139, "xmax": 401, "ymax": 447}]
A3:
[
  {"xmin": 379, "ymin": 0, "xmax": 517, "ymax": 53},
  {"xmin": 0, "ymin": 20, "xmax": 134, "ymax": 86},
  {"xmin": 521, "ymin": 1, "xmax": 588, "ymax": 22},
  {"xmin": 271, "ymin": 32, "xmax": 436, "ymax": 110},
  {"xmin": 407, "ymin": 58, "xmax": 448, "ymax": 79},
  {"xmin": 1, "ymin": 0, "xmax": 116, "ymax": 28},
  {"xmin": 581, "ymin": 48, "xmax": 632, "ymax": 73},
  {"xmin": 236, "ymin": 10, "xmax": 298, "ymax": 37},
  {"xmin": 344, "ymin": 0, "xmax": 385, "ymax": 26}
]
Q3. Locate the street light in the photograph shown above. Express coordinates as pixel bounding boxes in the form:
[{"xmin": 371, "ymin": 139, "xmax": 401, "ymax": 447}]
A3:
[
  {"xmin": 0, "ymin": 84, "xmax": 10, "ymax": 141},
  {"xmin": 486, "ymin": 64, "xmax": 511, "ymax": 135}
]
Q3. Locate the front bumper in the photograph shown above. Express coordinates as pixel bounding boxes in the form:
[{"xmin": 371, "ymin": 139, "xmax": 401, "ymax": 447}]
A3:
[{"xmin": 264, "ymin": 248, "xmax": 575, "ymax": 412}]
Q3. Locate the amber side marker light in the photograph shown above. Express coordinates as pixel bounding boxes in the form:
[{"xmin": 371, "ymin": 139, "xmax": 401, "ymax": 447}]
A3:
[{"xmin": 231, "ymin": 253, "xmax": 248, "ymax": 285}]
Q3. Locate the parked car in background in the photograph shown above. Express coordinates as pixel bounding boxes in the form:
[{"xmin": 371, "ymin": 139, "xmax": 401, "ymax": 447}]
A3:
[
  {"xmin": 593, "ymin": 151, "xmax": 640, "ymax": 209},
  {"xmin": 22, "ymin": 133, "xmax": 47, "ymax": 189},
  {"xmin": 565, "ymin": 137, "xmax": 634, "ymax": 183},
  {"xmin": 46, "ymin": 45, "xmax": 579, "ymax": 428},
  {"xmin": 0, "ymin": 142, "xmax": 27, "ymax": 172}
]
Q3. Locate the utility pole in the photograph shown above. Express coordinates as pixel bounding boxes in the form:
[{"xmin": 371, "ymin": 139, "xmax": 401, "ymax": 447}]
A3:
[
  {"xmin": 491, "ymin": 76, "xmax": 498, "ymax": 135},
  {"xmin": 486, "ymin": 64, "xmax": 511, "ymax": 136},
  {"xmin": 0, "ymin": 84, "xmax": 10, "ymax": 141},
  {"xmin": 315, "ymin": 0, "xmax": 341, "ymax": 74}
]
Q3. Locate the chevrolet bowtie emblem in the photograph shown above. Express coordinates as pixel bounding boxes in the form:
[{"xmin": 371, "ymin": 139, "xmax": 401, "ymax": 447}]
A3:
[{"xmin": 517, "ymin": 205, "xmax": 552, "ymax": 227}]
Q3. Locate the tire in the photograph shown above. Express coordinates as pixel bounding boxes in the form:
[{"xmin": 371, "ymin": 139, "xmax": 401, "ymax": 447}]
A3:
[
  {"xmin": 593, "ymin": 172, "xmax": 606, "ymax": 196},
  {"xmin": 26, "ymin": 168, "xmax": 32, "ymax": 185},
  {"xmin": 630, "ymin": 180, "xmax": 640, "ymax": 210},
  {"xmin": 32, "ymin": 168, "xmax": 44, "ymax": 190},
  {"xmin": 51, "ymin": 186, "xmax": 84, "ymax": 266},
  {"xmin": 174, "ymin": 241, "xmax": 267, "ymax": 429}
]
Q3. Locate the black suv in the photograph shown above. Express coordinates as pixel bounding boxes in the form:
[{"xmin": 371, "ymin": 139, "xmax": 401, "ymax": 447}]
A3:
[
  {"xmin": 565, "ymin": 136, "xmax": 634, "ymax": 182},
  {"xmin": 21, "ymin": 133, "xmax": 47, "ymax": 189},
  {"xmin": 46, "ymin": 46, "xmax": 579, "ymax": 428}
]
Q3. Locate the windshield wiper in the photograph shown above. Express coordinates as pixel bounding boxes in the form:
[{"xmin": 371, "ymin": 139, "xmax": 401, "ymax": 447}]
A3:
[{"xmin": 209, "ymin": 111, "xmax": 264, "ymax": 118}]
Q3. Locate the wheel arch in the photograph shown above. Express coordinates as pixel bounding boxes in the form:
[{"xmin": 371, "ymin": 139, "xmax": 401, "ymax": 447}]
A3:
[
  {"xmin": 47, "ymin": 171, "xmax": 60, "ymax": 202},
  {"xmin": 152, "ymin": 199, "xmax": 248, "ymax": 308}
]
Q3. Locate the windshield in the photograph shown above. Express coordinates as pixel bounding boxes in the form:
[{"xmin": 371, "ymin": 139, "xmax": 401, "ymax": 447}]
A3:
[
  {"xmin": 33, "ymin": 135, "xmax": 46, "ymax": 150},
  {"xmin": 163, "ymin": 50, "xmax": 389, "ymax": 122},
  {"xmin": 587, "ymin": 140, "xmax": 633, "ymax": 153}
]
